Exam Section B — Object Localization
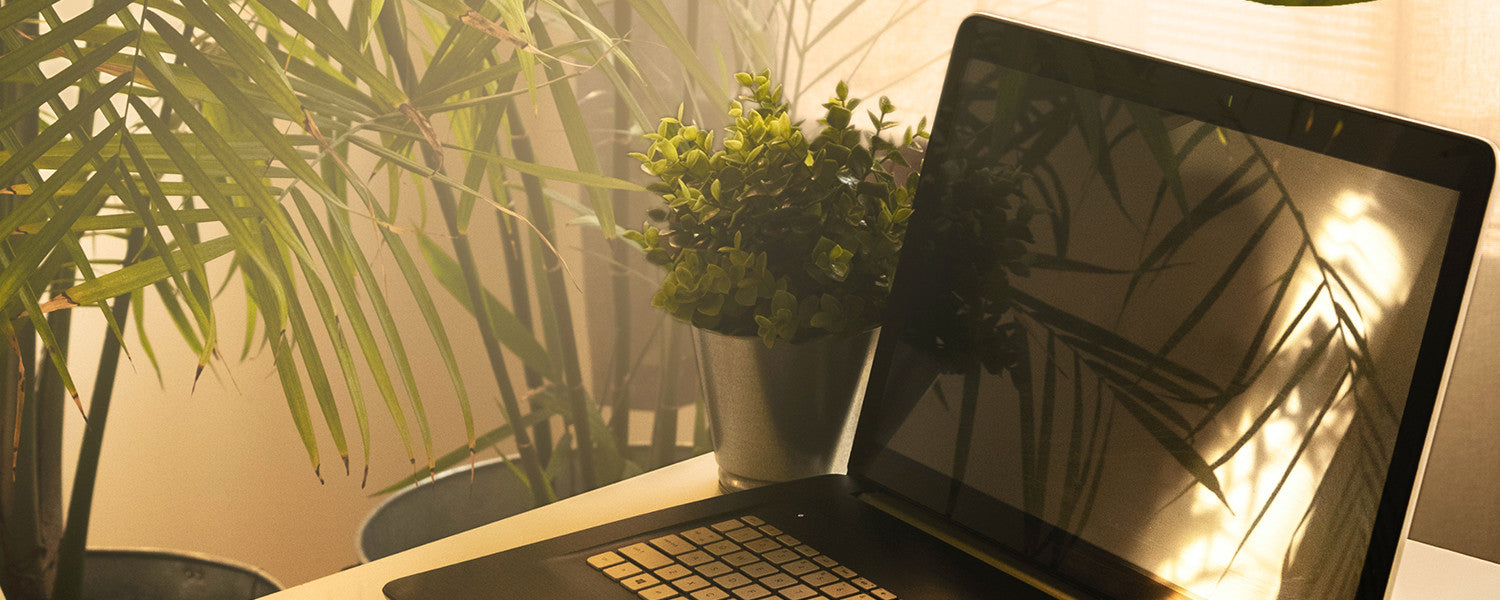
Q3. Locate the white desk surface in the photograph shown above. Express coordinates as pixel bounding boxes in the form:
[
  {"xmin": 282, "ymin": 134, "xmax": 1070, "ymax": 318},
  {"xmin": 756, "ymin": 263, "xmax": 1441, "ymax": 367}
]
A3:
[
  {"xmin": 264, "ymin": 452, "xmax": 1498, "ymax": 600},
  {"xmin": 262, "ymin": 454, "xmax": 722, "ymax": 600}
]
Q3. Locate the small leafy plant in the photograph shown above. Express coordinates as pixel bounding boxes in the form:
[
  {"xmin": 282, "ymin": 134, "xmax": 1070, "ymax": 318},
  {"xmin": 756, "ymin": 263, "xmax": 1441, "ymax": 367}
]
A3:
[{"xmin": 626, "ymin": 71, "xmax": 928, "ymax": 347}]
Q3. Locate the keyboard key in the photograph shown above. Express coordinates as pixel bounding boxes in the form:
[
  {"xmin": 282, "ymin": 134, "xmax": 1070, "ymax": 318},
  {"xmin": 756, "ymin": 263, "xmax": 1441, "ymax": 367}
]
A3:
[
  {"xmin": 679, "ymin": 550, "xmax": 714, "ymax": 566},
  {"xmin": 779, "ymin": 584, "xmax": 818, "ymax": 600},
  {"xmin": 813, "ymin": 556, "xmax": 839, "ymax": 568},
  {"xmin": 705, "ymin": 540, "xmax": 742, "ymax": 556},
  {"xmin": 674, "ymin": 575, "xmax": 711, "ymax": 592},
  {"xmin": 846, "ymin": 595, "xmax": 875, "ymax": 600},
  {"xmin": 819, "ymin": 582, "xmax": 860, "ymax": 598},
  {"xmin": 871, "ymin": 590, "xmax": 897, "ymax": 600},
  {"xmin": 712, "ymin": 519, "xmax": 744, "ymax": 532},
  {"xmin": 726, "ymin": 527, "xmax": 764, "ymax": 543},
  {"xmin": 696, "ymin": 561, "xmax": 733, "ymax": 578},
  {"xmin": 588, "ymin": 551, "xmax": 626, "ymax": 569},
  {"xmin": 782, "ymin": 559, "xmax": 819, "ymax": 576},
  {"xmin": 712, "ymin": 573, "xmax": 752, "ymax": 589},
  {"xmin": 741, "ymin": 562, "xmax": 778, "ymax": 578},
  {"xmin": 742, "ymin": 516, "xmax": 766, "ymax": 526},
  {"xmin": 682, "ymin": 527, "xmax": 724, "ymax": 545},
  {"xmin": 760, "ymin": 573, "xmax": 798, "ymax": 589},
  {"xmin": 656, "ymin": 564, "xmax": 693, "ymax": 581},
  {"xmin": 793, "ymin": 545, "xmax": 819, "ymax": 557},
  {"xmin": 723, "ymin": 551, "xmax": 758, "ymax": 567},
  {"xmin": 639, "ymin": 584, "xmax": 678, "ymax": 599},
  {"xmin": 850, "ymin": 577, "xmax": 876, "ymax": 590},
  {"xmin": 620, "ymin": 543, "xmax": 673, "ymax": 570},
  {"xmin": 776, "ymin": 535, "xmax": 801, "ymax": 547},
  {"xmin": 691, "ymin": 587, "xmax": 732, "ymax": 600},
  {"xmin": 605, "ymin": 562, "xmax": 643, "ymax": 579},
  {"xmin": 758, "ymin": 525, "xmax": 783, "ymax": 536},
  {"xmin": 802, "ymin": 571, "xmax": 839, "ymax": 587},
  {"xmin": 763, "ymin": 549, "xmax": 800, "ymax": 564},
  {"xmin": 831, "ymin": 566, "xmax": 857, "ymax": 579},
  {"xmin": 652, "ymin": 534, "xmax": 697, "ymax": 555},
  {"xmin": 622, "ymin": 573, "xmax": 661, "ymax": 591},
  {"xmin": 732, "ymin": 583, "xmax": 771, "ymax": 599},
  {"xmin": 744, "ymin": 538, "xmax": 782, "ymax": 553}
]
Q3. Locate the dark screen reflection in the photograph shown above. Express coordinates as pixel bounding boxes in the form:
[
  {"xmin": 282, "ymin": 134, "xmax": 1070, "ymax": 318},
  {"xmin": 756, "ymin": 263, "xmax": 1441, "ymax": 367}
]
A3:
[{"xmin": 867, "ymin": 57, "xmax": 1460, "ymax": 599}]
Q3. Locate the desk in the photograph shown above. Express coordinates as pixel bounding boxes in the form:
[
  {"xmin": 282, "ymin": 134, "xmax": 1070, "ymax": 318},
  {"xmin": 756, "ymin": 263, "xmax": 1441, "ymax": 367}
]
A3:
[
  {"xmin": 262, "ymin": 454, "xmax": 721, "ymax": 600},
  {"xmin": 266, "ymin": 452, "xmax": 1500, "ymax": 600}
]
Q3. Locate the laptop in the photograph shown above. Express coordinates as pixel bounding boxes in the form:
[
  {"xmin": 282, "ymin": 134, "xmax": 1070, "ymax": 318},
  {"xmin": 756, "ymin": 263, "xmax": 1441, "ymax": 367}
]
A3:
[{"xmin": 383, "ymin": 13, "xmax": 1496, "ymax": 600}]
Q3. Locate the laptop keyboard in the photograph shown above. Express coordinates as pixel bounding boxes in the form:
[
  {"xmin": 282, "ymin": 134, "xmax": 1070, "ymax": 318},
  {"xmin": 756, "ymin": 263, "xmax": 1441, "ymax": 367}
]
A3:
[{"xmin": 586, "ymin": 515, "xmax": 899, "ymax": 600}]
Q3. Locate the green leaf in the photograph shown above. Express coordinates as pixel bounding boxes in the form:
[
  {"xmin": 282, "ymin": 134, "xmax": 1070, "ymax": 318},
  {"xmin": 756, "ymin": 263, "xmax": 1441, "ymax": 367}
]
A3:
[
  {"xmin": 623, "ymin": 0, "xmax": 731, "ymax": 111},
  {"xmin": 417, "ymin": 234, "xmax": 554, "ymax": 376},
  {"xmin": 0, "ymin": 120, "xmax": 125, "ymax": 241},
  {"xmin": 171, "ymin": 0, "xmax": 304, "ymax": 122},
  {"xmin": 49, "ymin": 237, "xmax": 236, "ymax": 310},
  {"xmin": 253, "ymin": 0, "xmax": 407, "ymax": 108},
  {"xmin": 0, "ymin": 158, "xmax": 116, "ymax": 318},
  {"xmin": 371, "ymin": 408, "xmax": 559, "ymax": 496},
  {"xmin": 261, "ymin": 225, "xmax": 350, "ymax": 474},
  {"xmin": 0, "ymin": 0, "xmax": 134, "ymax": 83},
  {"xmin": 0, "ymin": 0, "xmax": 51, "ymax": 32},
  {"xmin": 287, "ymin": 189, "xmax": 417, "ymax": 470},
  {"xmin": 448, "ymin": 143, "xmax": 647, "ymax": 191},
  {"xmin": 0, "ymin": 29, "xmax": 136, "ymax": 135}
]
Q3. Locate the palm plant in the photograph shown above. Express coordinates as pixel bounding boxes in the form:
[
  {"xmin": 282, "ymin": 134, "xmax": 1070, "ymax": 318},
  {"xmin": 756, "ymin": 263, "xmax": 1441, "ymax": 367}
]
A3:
[{"xmin": 0, "ymin": 0, "xmax": 936, "ymax": 597}]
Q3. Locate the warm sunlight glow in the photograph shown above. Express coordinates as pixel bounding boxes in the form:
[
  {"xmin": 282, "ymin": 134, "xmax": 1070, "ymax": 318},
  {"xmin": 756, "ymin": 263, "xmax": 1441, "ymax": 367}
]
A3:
[{"xmin": 1153, "ymin": 190, "xmax": 1405, "ymax": 598}]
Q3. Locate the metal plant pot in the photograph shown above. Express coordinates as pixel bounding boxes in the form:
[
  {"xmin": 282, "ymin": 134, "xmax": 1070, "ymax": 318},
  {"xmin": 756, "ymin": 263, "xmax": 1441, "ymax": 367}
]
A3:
[
  {"xmin": 692, "ymin": 328, "xmax": 879, "ymax": 492},
  {"xmin": 81, "ymin": 548, "xmax": 280, "ymax": 600},
  {"xmin": 358, "ymin": 446, "xmax": 699, "ymax": 562}
]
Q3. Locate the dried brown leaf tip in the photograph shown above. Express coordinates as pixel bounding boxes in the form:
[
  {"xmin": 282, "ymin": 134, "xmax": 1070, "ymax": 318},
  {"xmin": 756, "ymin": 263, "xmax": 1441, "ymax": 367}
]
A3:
[
  {"xmin": 0, "ymin": 184, "xmax": 26, "ymax": 195},
  {"xmin": 300, "ymin": 108, "xmax": 328, "ymax": 146},
  {"xmin": 314, "ymin": 464, "xmax": 325, "ymax": 485},
  {"xmin": 455, "ymin": 10, "xmax": 572, "ymax": 65},
  {"xmin": 39, "ymin": 292, "xmax": 79, "ymax": 315},
  {"xmin": 342, "ymin": 454, "xmax": 350, "ymax": 476},
  {"xmin": 191, "ymin": 363, "xmax": 206, "ymax": 394},
  {"xmin": 399, "ymin": 103, "xmax": 442, "ymax": 158},
  {"xmin": 459, "ymin": 10, "xmax": 529, "ymax": 48},
  {"xmin": 70, "ymin": 392, "xmax": 87, "ymax": 424}
]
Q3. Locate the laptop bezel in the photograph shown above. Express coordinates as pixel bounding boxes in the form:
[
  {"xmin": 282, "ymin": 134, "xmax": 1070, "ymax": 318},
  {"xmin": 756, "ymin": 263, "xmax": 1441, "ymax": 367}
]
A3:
[{"xmin": 847, "ymin": 12, "xmax": 1496, "ymax": 600}]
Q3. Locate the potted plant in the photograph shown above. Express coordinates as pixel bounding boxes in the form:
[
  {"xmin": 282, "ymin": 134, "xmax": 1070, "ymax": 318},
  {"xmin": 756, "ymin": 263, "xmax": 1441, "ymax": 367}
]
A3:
[
  {"xmin": 625, "ymin": 71, "xmax": 927, "ymax": 490},
  {"xmin": 3, "ymin": 0, "xmax": 935, "ymax": 592}
]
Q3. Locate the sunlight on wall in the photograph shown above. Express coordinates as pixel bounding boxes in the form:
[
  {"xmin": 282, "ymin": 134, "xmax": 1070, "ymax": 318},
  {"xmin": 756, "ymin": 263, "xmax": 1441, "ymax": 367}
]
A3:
[{"xmin": 1154, "ymin": 190, "xmax": 1405, "ymax": 598}]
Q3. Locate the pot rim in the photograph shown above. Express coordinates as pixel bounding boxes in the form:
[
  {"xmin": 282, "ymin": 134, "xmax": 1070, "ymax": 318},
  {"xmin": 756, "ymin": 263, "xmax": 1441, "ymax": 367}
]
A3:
[
  {"xmin": 690, "ymin": 324, "xmax": 880, "ymax": 345},
  {"xmin": 83, "ymin": 546, "xmax": 283, "ymax": 591}
]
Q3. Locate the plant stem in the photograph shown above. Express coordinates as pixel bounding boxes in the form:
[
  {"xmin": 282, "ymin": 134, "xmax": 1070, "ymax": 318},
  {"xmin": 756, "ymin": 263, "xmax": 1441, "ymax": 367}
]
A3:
[
  {"xmin": 52, "ymin": 230, "xmax": 142, "ymax": 600},
  {"xmin": 481, "ymin": 84, "xmax": 552, "ymax": 468},
  {"xmin": 605, "ymin": 0, "xmax": 635, "ymax": 455},
  {"xmin": 503, "ymin": 105, "xmax": 595, "ymax": 490},
  {"xmin": 376, "ymin": 3, "xmax": 549, "ymax": 505}
]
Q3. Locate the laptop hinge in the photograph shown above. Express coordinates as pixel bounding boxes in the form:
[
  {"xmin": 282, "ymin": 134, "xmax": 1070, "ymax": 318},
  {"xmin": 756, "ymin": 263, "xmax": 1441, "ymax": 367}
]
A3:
[{"xmin": 856, "ymin": 490, "xmax": 1092, "ymax": 600}]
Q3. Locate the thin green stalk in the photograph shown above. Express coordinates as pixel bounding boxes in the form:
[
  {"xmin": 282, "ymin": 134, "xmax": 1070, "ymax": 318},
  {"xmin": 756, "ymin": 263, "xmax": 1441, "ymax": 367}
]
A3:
[
  {"xmin": 605, "ymin": 0, "xmax": 634, "ymax": 455},
  {"xmin": 650, "ymin": 321, "xmax": 679, "ymax": 466},
  {"xmin": 52, "ymin": 229, "xmax": 143, "ymax": 600},
  {"xmin": 0, "ymin": 13, "xmax": 49, "ymax": 597},
  {"xmin": 486, "ymin": 107, "xmax": 552, "ymax": 467},
  {"xmin": 376, "ymin": 3, "xmax": 548, "ymax": 503},
  {"xmin": 504, "ymin": 104, "xmax": 595, "ymax": 489}
]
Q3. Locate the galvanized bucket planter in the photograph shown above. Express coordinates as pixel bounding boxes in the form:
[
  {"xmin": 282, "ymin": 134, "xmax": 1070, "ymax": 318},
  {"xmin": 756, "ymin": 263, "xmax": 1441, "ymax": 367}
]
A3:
[
  {"xmin": 358, "ymin": 446, "xmax": 699, "ymax": 562},
  {"xmin": 692, "ymin": 328, "xmax": 879, "ymax": 492},
  {"xmin": 81, "ymin": 548, "xmax": 280, "ymax": 600}
]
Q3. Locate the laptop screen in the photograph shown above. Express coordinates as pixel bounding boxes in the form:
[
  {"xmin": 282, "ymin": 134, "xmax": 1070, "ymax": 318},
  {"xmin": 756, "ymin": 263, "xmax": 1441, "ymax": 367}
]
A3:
[{"xmin": 851, "ymin": 15, "xmax": 1494, "ymax": 600}]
